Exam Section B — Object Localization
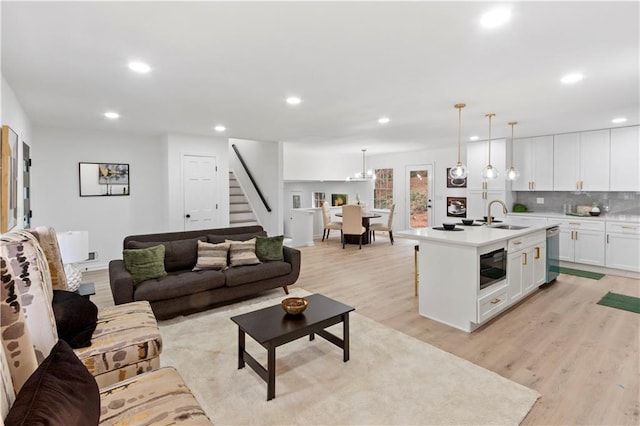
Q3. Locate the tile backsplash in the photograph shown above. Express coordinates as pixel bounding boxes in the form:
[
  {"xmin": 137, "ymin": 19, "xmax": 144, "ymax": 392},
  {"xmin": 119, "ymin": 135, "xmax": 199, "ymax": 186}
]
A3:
[{"xmin": 514, "ymin": 191, "xmax": 640, "ymax": 215}]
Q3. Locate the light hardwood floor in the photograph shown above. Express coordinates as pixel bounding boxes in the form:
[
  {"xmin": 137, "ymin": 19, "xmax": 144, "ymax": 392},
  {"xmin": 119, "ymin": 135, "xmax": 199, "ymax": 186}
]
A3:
[{"xmin": 86, "ymin": 235, "xmax": 640, "ymax": 425}]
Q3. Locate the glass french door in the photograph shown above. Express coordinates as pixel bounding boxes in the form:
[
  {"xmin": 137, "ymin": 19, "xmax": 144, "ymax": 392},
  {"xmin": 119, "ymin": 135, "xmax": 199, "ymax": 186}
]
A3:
[{"xmin": 406, "ymin": 164, "xmax": 433, "ymax": 229}]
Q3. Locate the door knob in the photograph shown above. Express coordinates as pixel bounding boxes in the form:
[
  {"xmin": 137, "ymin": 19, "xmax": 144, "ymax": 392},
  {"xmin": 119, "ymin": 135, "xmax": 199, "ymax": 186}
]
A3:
[{"xmin": 185, "ymin": 214, "xmax": 191, "ymax": 218}]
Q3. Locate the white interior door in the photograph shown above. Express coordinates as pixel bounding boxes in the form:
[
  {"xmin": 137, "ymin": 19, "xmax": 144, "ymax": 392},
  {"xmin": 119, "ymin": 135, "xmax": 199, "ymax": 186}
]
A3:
[
  {"xmin": 183, "ymin": 155, "xmax": 218, "ymax": 231},
  {"xmin": 405, "ymin": 164, "xmax": 434, "ymax": 229}
]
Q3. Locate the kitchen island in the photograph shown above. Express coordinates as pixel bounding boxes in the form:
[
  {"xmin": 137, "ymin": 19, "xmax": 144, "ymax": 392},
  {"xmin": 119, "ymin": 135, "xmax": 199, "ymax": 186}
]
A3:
[{"xmin": 397, "ymin": 221, "xmax": 553, "ymax": 332}]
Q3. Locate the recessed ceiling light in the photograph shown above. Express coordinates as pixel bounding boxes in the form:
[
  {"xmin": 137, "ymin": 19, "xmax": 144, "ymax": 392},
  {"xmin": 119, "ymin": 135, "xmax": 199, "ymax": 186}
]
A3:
[
  {"xmin": 128, "ymin": 61, "xmax": 151, "ymax": 74},
  {"xmin": 104, "ymin": 111, "xmax": 120, "ymax": 119},
  {"xmin": 561, "ymin": 73, "xmax": 584, "ymax": 84},
  {"xmin": 469, "ymin": 136, "xmax": 479, "ymax": 141},
  {"xmin": 480, "ymin": 8, "xmax": 511, "ymax": 28},
  {"xmin": 286, "ymin": 96, "xmax": 302, "ymax": 105},
  {"xmin": 214, "ymin": 125, "xmax": 226, "ymax": 132},
  {"xmin": 611, "ymin": 117, "xmax": 627, "ymax": 124},
  {"xmin": 378, "ymin": 117, "xmax": 390, "ymax": 124}
]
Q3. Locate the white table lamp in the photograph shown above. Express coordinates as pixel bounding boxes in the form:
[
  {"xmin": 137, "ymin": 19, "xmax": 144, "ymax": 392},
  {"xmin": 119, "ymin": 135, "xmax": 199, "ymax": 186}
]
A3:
[{"xmin": 56, "ymin": 230, "xmax": 89, "ymax": 292}]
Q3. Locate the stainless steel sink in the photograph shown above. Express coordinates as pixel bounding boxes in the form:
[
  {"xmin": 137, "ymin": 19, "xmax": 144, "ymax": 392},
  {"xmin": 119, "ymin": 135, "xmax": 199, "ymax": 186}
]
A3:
[{"xmin": 490, "ymin": 224, "xmax": 529, "ymax": 230}]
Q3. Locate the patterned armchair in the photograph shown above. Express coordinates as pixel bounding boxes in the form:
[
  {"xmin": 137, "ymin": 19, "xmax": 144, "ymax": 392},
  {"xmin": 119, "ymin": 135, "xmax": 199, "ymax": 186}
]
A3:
[
  {"xmin": 0, "ymin": 229, "xmax": 161, "ymax": 388},
  {"xmin": 1, "ymin": 232, "xmax": 213, "ymax": 425}
]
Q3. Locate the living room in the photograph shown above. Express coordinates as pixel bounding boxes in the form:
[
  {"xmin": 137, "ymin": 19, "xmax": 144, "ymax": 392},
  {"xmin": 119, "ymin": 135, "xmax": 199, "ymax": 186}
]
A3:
[{"xmin": 1, "ymin": 2, "xmax": 639, "ymax": 425}]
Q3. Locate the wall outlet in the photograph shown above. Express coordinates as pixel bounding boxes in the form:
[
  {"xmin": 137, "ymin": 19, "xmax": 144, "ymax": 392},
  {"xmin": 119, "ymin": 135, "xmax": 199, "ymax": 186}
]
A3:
[{"xmin": 536, "ymin": 197, "xmax": 544, "ymax": 204}]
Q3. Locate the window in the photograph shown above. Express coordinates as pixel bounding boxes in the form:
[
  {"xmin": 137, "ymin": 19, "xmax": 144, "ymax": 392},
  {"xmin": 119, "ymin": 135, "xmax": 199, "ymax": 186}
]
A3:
[
  {"xmin": 374, "ymin": 168, "xmax": 393, "ymax": 209},
  {"xmin": 312, "ymin": 192, "xmax": 326, "ymax": 208}
]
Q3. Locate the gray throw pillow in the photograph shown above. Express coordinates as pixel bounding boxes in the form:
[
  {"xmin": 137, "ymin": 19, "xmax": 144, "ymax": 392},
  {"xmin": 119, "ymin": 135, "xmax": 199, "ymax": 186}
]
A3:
[
  {"xmin": 226, "ymin": 238, "xmax": 261, "ymax": 267},
  {"xmin": 193, "ymin": 241, "xmax": 230, "ymax": 271}
]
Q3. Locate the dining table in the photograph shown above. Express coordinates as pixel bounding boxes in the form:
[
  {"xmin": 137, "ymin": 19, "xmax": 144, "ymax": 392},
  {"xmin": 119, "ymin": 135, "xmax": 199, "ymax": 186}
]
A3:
[{"xmin": 335, "ymin": 210, "xmax": 382, "ymax": 245}]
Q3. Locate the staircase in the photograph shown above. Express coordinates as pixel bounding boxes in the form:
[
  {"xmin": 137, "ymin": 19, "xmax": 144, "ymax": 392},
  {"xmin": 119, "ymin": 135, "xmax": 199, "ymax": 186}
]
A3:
[{"xmin": 229, "ymin": 171, "xmax": 259, "ymax": 227}]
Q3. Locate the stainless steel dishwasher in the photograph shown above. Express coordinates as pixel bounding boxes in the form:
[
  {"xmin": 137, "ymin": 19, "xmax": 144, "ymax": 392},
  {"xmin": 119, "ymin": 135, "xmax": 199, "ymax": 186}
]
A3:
[{"xmin": 545, "ymin": 226, "xmax": 560, "ymax": 283}]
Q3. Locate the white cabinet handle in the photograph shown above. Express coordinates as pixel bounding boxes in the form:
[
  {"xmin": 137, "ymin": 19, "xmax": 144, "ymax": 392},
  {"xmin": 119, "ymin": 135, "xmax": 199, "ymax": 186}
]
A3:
[
  {"xmin": 606, "ymin": 234, "xmax": 610, "ymax": 244},
  {"xmin": 535, "ymin": 247, "xmax": 540, "ymax": 259},
  {"xmin": 490, "ymin": 298, "xmax": 501, "ymax": 304},
  {"xmin": 513, "ymin": 241, "xmax": 522, "ymax": 245},
  {"xmin": 622, "ymin": 226, "xmax": 637, "ymax": 230},
  {"xmin": 522, "ymin": 253, "xmax": 528, "ymax": 266}
]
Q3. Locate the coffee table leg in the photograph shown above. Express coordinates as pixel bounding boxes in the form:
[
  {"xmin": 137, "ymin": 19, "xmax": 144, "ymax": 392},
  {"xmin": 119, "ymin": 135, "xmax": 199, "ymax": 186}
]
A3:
[
  {"xmin": 267, "ymin": 346, "xmax": 276, "ymax": 400},
  {"xmin": 343, "ymin": 313, "xmax": 350, "ymax": 362},
  {"xmin": 238, "ymin": 328, "xmax": 245, "ymax": 369}
]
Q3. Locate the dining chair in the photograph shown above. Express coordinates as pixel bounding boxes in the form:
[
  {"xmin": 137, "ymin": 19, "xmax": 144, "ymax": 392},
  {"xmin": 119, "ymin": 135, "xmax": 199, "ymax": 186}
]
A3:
[
  {"xmin": 321, "ymin": 201, "xmax": 342, "ymax": 241},
  {"xmin": 370, "ymin": 203, "xmax": 395, "ymax": 244},
  {"xmin": 341, "ymin": 205, "xmax": 366, "ymax": 249}
]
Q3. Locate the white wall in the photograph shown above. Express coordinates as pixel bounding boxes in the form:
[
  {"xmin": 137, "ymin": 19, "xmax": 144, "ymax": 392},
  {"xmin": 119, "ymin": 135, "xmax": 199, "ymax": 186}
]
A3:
[
  {"xmin": 31, "ymin": 127, "xmax": 168, "ymax": 269},
  {"xmin": 229, "ymin": 138, "xmax": 283, "ymax": 236},
  {"xmin": 284, "ymin": 144, "xmax": 366, "ymax": 181},
  {"xmin": 166, "ymin": 133, "xmax": 230, "ymax": 231},
  {"xmin": 1, "ymin": 76, "xmax": 32, "ymax": 230}
]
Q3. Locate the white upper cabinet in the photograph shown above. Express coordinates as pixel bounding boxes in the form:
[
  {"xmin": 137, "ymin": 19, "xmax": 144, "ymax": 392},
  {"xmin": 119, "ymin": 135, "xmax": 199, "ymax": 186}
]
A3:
[
  {"xmin": 610, "ymin": 126, "xmax": 640, "ymax": 191},
  {"xmin": 553, "ymin": 130, "xmax": 610, "ymax": 191},
  {"xmin": 512, "ymin": 135, "xmax": 554, "ymax": 191},
  {"xmin": 466, "ymin": 139, "xmax": 506, "ymax": 191}
]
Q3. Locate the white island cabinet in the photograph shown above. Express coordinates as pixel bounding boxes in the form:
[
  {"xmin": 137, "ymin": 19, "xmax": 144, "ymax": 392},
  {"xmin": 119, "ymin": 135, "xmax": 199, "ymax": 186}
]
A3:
[{"xmin": 397, "ymin": 222, "xmax": 552, "ymax": 332}]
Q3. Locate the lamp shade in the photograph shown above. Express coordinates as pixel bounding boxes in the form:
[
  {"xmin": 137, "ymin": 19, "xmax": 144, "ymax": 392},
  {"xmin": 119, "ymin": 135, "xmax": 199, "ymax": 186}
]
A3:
[{"xmin": 57, "ymin": 231, "xmax": 89, "ymax": 264}]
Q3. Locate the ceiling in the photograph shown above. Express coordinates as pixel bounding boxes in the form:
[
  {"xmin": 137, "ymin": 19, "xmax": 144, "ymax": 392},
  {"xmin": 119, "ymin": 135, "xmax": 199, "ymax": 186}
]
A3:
[{"xmin": 2, "ymin": 1, "xmax": 638, "ymax": 154}]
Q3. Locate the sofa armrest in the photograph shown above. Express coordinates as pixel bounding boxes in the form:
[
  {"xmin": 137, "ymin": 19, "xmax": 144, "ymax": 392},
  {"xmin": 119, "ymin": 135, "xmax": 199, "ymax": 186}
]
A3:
[
  {"xmin": 282, "ymin": 246, "xmax": 301, "ymax": 281},
  {"xmin": 108, "ymin": 260, "xmax": 135, "ymax": 305}
]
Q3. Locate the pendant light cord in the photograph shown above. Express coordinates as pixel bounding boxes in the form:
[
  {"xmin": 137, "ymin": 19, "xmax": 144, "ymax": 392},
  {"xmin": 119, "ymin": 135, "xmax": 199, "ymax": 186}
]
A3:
[
  {"xmin": 509, "ymin": 122, "xmax": 517, "ymax": 168},
  {"xmin": 455, "ymin": 104, "xmax": 465, "ymax": 163},
  {"xmin": 486, "ymin": 113, "xmax": 495, "ymax": 165}
]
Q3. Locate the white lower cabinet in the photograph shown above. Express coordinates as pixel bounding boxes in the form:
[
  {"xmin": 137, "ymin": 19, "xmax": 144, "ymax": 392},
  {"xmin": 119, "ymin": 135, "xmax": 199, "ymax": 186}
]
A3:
[
  {"xmin": 507, "ymin": 231, "xmax": 546, "ymax": 303},
  {"xmin": 558, "ymin": 220, "xmax": 605, "ymax": 266},
  {"xmin": 605, "ymin": 222, "xmax": 640, "ymax": 272}
]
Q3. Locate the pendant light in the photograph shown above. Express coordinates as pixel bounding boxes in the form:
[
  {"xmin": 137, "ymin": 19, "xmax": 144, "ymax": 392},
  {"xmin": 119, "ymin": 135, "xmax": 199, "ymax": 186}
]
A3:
[
  {"xmin": 347, "ymin": 149, "xmax": 375, "ymax": 181},
  {"xmin": 481, "ymin": 113, "xmax": 498, "ymax": 179},
  {"xmin": 505, "ymin": 121, "xmax": 520, "ymax": 181},
  {"xmin": 449, "ymin": 103, "xmax": 467, "ymax": 179}
]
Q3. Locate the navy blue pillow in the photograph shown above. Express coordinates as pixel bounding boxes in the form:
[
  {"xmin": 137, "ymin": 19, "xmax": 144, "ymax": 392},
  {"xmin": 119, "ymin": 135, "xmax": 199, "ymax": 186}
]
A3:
[{"xmin": 52, "ymin": 290, "xmax": 98, "ymax": 348}]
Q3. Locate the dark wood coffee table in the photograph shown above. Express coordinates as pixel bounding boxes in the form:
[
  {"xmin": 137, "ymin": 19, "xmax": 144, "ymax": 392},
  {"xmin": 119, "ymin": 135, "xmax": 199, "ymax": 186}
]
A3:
[{"xmin": 230, "ymin": 294, "xmax": 355, "ymax": 400}]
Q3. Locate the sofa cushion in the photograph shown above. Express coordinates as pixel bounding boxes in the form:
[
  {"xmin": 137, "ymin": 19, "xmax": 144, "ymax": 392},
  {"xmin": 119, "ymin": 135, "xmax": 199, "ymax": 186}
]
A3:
[
  {"xmin": 99, "ymin": 367, "xmax": 212, "ymax": 425},
  {"xmin": 4, "ymin": 340, "xmax": 100, "ymax": 426},
  {"xmin": 227, "ymin": 238, "xmax": 261, "ymax": 267},
  {"xmin": 127, "ymin": 237, "xmax": 206, "ymax": 272},
  {"xmin": 134, "ymin": 270, "xmax": 226, "ymax": 302},
  {"xmin": 207, "ymin": 230, "xmax": 267, "ymax": 244},
  {"xmin": 123, "ymin": 244, "xmax": 167, "ymax": 284},
  {"xmin": 193, "ymin": 241, "xmax": 229, "ymax": 271},
  {"xmin": 52, "ymin": 290, "xmax": 98, "ymax": 348},
  {"xmin": 223, "ymin": 261, "xmax": 292, "ymax": 287},
  {"xmin": 255, "ymin": 235, "xmax": 284, "ymax": 261}
]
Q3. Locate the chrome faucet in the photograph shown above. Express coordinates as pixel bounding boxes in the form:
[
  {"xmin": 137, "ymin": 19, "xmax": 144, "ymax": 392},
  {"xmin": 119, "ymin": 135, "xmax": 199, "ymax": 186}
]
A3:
[{"xmin": 487, "ymin": 200, "xmax": 508, "ymax": 225}]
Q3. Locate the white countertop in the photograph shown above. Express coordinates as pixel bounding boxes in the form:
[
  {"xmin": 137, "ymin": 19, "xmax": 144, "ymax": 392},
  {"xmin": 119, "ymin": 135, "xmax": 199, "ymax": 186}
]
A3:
[
  {"xmin": 509, "ymin": 212, "xmax": 640, "ymax": 223},
  {"xmin": 396, "ymin": 221, "xmax": 553, "ymax": 247}
]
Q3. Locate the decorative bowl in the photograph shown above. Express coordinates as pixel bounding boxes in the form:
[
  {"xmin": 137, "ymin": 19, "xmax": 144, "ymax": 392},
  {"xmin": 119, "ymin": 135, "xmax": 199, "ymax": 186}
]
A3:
[
  {"xmin": 589, "ymin": 211, "xmax": 601, "ymax": 216},
  {"xmin": 281, "ymin": 297, "xmax": 308, "ymax": 315},
  {"xmin": 442, "ymin": 223, "xmax": 457, "ymax": 231},
  {"xmin": 461, "ymin": 219, "xmax": 475, "ymax": 226}
]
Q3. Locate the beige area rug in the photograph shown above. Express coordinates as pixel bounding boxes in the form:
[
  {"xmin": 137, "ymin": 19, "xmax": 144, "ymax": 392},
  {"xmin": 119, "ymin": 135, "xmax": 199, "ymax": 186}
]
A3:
[{"xmin": 159, "ymin": 289, "xmax": 539, "ymax": 425}]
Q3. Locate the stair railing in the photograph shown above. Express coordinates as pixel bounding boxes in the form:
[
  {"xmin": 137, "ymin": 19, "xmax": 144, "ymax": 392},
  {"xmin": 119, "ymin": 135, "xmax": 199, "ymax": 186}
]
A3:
[{"xmin": 231, "ymin": 144, "xmax": 272, "ymax": 212}]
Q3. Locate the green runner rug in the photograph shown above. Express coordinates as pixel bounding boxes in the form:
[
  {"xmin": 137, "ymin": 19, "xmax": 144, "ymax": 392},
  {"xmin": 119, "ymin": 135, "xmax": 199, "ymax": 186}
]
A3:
[
  {"xmin": 558, "ymin": 266, "xmax": 605, "ymax": 280},
  {"xmin": 597, "ymin": 292, "xmax": 640, "ymax": 314}
]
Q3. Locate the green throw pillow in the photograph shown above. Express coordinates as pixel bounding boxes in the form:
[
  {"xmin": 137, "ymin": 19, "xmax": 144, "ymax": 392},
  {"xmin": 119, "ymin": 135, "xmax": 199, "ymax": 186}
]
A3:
[
  {"xmin": 123, "ymin": 244, "xmax": 167, "ymax": 284},
  {"xmin": 255, "ymin": 235, "xmax": 284, "ymax": 262}
]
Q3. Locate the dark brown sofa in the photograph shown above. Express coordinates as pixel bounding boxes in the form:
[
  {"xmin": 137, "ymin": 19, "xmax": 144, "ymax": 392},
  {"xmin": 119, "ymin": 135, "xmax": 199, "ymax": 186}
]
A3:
[{"xmin": 108, "ymin": 226, "xmax": 301, "ymax": 319}]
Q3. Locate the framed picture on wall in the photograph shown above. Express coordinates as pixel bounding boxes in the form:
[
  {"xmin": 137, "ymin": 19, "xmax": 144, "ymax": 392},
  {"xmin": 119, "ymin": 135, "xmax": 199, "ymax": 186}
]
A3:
[
  {"xmin": 446, "ymin": 168, "xmax": 467, "ymax": 188},
  {"xmin": 79, "ymin": 162, "xmax": 130, "ymax": 196},
  {"xmin": 446, "ymin": 196, "xmax": 467, "ymax": 218},
  {"xmin": 331, "ymin": 193, "xmax": 348, "ymax": 206},
  {"xmin": 1, "ymin": 125, "xmax": 19, "ymax": 233}
]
